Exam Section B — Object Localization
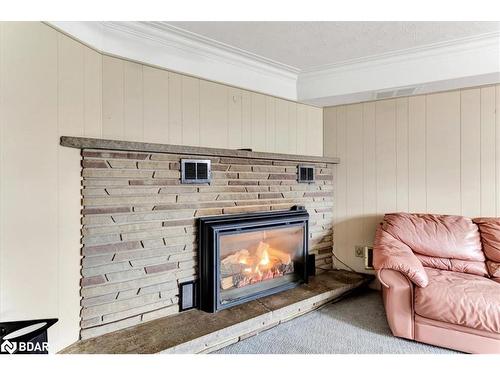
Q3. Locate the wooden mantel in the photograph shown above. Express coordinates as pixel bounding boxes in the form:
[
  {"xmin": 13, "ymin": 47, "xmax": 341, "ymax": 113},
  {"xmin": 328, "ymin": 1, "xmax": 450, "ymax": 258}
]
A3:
[{"xmin": 60, "ymin": 136, "xmax": 340, "ymax": 164}]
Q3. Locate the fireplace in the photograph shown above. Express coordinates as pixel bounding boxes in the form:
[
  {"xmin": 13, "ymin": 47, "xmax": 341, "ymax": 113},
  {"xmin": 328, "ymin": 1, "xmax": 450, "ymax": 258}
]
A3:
[
  {"xmin": 198, "ymin": 206, "xmax": 309, "ymax": 312},
  {"xmin": 60, "ymin": 136, "xmax": 336, "ymax": 339}
]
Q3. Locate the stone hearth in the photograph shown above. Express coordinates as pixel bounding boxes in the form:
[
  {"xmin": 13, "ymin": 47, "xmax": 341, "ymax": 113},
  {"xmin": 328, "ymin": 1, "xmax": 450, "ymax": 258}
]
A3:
[{"xmin": 60, "ymin": 271, "xmax": 371, "ymax": 354}]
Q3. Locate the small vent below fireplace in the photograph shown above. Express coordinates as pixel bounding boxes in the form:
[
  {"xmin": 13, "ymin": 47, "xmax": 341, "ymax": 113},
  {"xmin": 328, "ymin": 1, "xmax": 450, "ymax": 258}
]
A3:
[{"xmin": 181, "ymin": 159, "xmax": 211, "ymax": 184}]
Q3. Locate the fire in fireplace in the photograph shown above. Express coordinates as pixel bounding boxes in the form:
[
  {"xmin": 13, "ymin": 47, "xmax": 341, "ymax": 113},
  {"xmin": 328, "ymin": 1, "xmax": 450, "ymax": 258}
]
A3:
[{"xmin": 199, "ymin": 206, "xmax": 309, "ymax": 312}]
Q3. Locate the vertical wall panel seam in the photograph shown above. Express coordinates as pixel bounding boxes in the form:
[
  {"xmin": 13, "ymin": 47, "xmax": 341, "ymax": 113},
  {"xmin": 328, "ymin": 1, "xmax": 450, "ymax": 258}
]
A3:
[
  {"xmin": 225, "ymin": 87, "xmax": 229, "ymax": 149},
  {"xmin": 82, "ymin": 46, "xmax": 86, "ymax": 136},
  {"xmin": 166, "ymin": 73, "xmax": 170, "ymax": 143},
  {"xmin": 273, "ymin": 98, "xmax": 277, "ymax": 152},
  {"xmin": 140, "ymin": 65, "xmax": 144, "ymax": 142},
  {"xmin": 240, "ymin": 91, "xmax": 244, "ymax": 148},
  {"xmin": 406, "ymin": 98, "xmax": 410, "ymax": 212},
  {"xmin": 197, "ymin": 78, "xmax": 200, "ymax": 145},
  {"xmin": 375, "ymin": 104, "xmax": 378, "ymax": 218},
  {"xmin": 333, "ymin": 108, "xmax": 338, "ymax": 258},
  {"xmin": 264, "ymin": 97, "xmax": 268, "ymax": 152},
  {"xmin": 424, "ymin": 95, "xmax": 428, "ymax": 212},
  {"xmin": 395, "ymin": 101, "xmax": 398, "ymax": 211},
  {"xmin": 495, "ymin": 85, "xmax": 498, "ymax": 217},
  {"xmin": 459, "ymin": 89, "xmax": 462, "ymax": 215},
  {"xmin": 322, "ymin": 108, "xmax": 325, "ymax": 156},
  {"xmin": 100, "ymin": 51, "xmax": 103, "ymax": 138},
  {"xmin": 180, "ymin": 74, "xmax": 184, "ymax": 145},
  {"xmin": 343, "ymin": 106, "xmax": 348, "ymax": 266},
  {"xmin": 295, "ymin": 104, "xmax": 299, "ymax": 153},
  {"xmin": 361, "ymin": 104, "xmax": 365, "ymax": 243},
  {"xmin": 56, "ymin": 30, "xmax": 61, "ymax": 343},
  {"xmin": 141, "ymin": 66, "xmax": 145, "ymax": 141},
  {"xmin": 374, "ymin": 103, "xmax": 378, "ymax": 215},
  {"xmin": 226, "ymin": 89, "xmax": 231, "ymax": 149},
  {"xmin": 497, "ymin": 84, "xmax": 500, "ymax": 217},
  {"xmin": 250, "ymin": 93, "xmax": 253, "ymax": 150},
  {"xmin": 495, "ymin": 85, "xmax": 498, "ymax": 216},
  {"xmin": 334, "ymin": 105, "xmax": 343, "ymax": 264},
  {"xmin": 250, "ymin": 94, "xmax": 254, "ymax": 150},
  {"xmin": 121, "ymin": 60, "xmax": 125, "ymax": 139},
  {"xmin": 480, "ymin": 89, "xmax": 482, "ymax": 215}
]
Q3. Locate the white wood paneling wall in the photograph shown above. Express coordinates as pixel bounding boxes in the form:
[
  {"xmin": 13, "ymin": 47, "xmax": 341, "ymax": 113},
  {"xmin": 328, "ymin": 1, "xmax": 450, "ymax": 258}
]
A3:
[
  {"xmin": 0, "ymin": 22, "xmax": 323, "ymax": 353},
  {"xmin": 324, "ymin": 84, "xmax": 500, "ymax": 272},
  {"xmin": 100, "ymin": 55, "xmax": 323, "ymax": 155}
]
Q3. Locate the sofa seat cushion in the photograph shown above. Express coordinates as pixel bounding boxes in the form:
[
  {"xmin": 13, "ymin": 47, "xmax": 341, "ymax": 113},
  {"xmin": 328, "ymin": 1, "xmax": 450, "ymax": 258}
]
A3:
[
  {"xmin": 415, "ymin": 268, "xmax": 500, "ymax": 334},
  {"xmin": 415, "ymin": 254, "xmax": 488, "ymax": 277}
]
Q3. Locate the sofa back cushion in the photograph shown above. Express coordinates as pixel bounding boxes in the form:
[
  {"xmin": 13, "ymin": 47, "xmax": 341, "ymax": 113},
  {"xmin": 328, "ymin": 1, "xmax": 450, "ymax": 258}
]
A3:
[
  {"xmin": 473, "ymin": 218, "xmax": 500, "ymax": 278},
  {"xmin": 382, "ymin": 213, "xmax": 487, "ymax": 276}
]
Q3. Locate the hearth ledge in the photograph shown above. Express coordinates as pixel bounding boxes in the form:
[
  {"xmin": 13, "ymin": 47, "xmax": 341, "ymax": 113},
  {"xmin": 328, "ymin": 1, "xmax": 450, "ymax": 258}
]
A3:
[
  {"xmin": 59, "ymin": 271, "xmax": 372, "ymax": 354},
  {"xmin": 60, "ymin": 136, "xmax": 340, "ymax": 164}
]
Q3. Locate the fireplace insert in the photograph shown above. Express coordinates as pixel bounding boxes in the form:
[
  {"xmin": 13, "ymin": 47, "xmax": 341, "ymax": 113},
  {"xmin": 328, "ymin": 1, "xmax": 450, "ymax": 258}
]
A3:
[{"xmin": 198, "ymin": 206, "xmax": 309, "ymax": 313}]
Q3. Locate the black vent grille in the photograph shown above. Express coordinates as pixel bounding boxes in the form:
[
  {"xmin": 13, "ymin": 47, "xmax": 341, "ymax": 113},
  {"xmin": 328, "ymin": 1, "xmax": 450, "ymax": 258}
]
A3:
[
  {"xmin": 298, "ymin": 165, "xmax": 315, "ymax": 183},
  {"xmin": 196, "ymin": 162, "xmax": 208, "ymax": 180},
  {"xmin": 184, "ymin": 162, "xmax": 197, "ymax": 179},
  {"xmin": 181, "ymin": 159, "xmax": 211, "ymax": 184}
]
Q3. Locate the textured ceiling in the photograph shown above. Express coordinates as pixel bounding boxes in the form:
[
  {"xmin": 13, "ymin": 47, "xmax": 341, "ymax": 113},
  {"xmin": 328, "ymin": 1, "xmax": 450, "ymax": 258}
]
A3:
[{"xmin": 166, "ymin": 21, "xmax": 500, "ymax": 70}]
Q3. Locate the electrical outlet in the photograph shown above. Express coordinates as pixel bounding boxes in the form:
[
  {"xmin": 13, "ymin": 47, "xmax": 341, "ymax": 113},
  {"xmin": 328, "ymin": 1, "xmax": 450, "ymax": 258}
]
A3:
[{"xmin": 355, "ymin": 246, "xmax": 365, "ymax": 258}]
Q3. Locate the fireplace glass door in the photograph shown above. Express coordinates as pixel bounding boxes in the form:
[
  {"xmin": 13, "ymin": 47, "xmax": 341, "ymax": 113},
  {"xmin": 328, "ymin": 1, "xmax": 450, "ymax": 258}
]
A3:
[{"xmin": 218, "ymin": 224, "xmax": 305, "ymax": 307}]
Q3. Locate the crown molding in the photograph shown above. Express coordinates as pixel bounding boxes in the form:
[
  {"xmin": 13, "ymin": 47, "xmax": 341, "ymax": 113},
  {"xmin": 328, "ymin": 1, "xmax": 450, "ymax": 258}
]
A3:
[
  {"xmin": 298, "ymin": 31, "xmax": 500, "ymax": 106},
  {"xmin": 48, "ymin": 21, "xmax": 299, "ymax": 100},
  {"xmin": 301, "ymin": 32, "xmax": 500, "ymax": 75},
  {"xmin": 142, "ymin": 22, "xmax": 300, "ymax": 75},
  {"xmin": 48, "ymin": 22, "xmax": 500, "ymax": 107}
]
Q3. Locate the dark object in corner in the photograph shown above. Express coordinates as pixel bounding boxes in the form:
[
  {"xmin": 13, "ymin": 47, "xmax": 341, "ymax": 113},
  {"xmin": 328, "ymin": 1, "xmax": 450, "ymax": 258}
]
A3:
[
  {"xmin": 364, "ymin": 246, "xmax": 374, "ymax": 270},
  {"xmin": 0, "ymin": 318, "xmax": 58, "ymax": 354},
  {"xmin": 238, "ymin": 148, "xmax": 253, "ymax": 152},
  {"xmin": 307, "ymin": 254, "xmax": 316, "ymax": 276},
  {"xmin": 179, "ymin": 280, "xmax": 199, "ymax": 311}
]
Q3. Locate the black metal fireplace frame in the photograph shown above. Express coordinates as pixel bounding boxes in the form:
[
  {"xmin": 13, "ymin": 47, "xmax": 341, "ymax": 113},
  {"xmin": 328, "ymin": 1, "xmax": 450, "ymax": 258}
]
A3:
[{"xmin": 198, "ymin": 206, "xmax": 309, "ymax": 313}]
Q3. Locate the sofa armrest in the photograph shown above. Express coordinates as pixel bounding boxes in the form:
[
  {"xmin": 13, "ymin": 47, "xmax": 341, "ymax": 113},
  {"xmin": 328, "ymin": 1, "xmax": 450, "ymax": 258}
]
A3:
[
  {"xmin": 378, "ymin": 269, "xmax": 415, "ymax": 340},
  {"xmin": 373, "ymin": 224, "xmax": 429, "ymax": 287}
]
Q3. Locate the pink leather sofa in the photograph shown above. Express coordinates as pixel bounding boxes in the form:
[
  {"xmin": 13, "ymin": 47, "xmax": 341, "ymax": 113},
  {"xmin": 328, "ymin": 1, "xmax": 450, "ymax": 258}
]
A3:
[{"xmin": 374, "ymin": 213, "xmax": 500, "ymax": 354}]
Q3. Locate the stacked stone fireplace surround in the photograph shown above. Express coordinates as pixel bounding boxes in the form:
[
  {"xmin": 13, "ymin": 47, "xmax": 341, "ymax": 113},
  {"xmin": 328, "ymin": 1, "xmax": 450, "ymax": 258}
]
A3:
[{"xmin": 79, "ymin": 147, "xmax": 335, "ymax": 340}]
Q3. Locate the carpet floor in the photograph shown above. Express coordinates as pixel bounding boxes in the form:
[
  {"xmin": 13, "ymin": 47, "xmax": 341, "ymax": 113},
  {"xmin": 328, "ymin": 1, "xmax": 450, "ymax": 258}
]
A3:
[{"xmin": 214, "ymin": 289, "xmax": 457, "ymax": 354}]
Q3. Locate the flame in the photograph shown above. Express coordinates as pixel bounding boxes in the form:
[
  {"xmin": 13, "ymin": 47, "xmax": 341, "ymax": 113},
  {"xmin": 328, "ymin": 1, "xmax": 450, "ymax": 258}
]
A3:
[
  {"xmin": 221, "ymin": 240, "xmax": 294, "ymax": 290},
  {"xmin": 259, "ymin": 248, "xmax": 270, "ymax": 266}
]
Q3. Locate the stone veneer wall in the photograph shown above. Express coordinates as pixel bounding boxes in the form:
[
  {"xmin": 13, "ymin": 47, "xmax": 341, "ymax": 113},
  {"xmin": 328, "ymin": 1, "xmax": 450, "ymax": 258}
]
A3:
[{"xmin": 80, "ymin": 149, "xmax": 334, "ymax": 339}]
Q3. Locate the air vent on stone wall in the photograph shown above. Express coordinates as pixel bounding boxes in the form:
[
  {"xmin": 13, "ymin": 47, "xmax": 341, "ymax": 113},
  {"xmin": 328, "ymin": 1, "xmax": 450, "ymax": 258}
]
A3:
[
  {"xmin": 298, "ymin": 165, "xmax": 315, "ymax": 183},
  {"xmin": 181, "ymin": 159, "xmax": 211, "ymax": 184}
]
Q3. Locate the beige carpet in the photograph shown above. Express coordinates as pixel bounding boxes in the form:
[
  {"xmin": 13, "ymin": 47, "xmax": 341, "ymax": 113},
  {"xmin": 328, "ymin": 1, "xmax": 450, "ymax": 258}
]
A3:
[{"xmin": 214, "ymin": 290, "xmax": 457, "ymax": 354}]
